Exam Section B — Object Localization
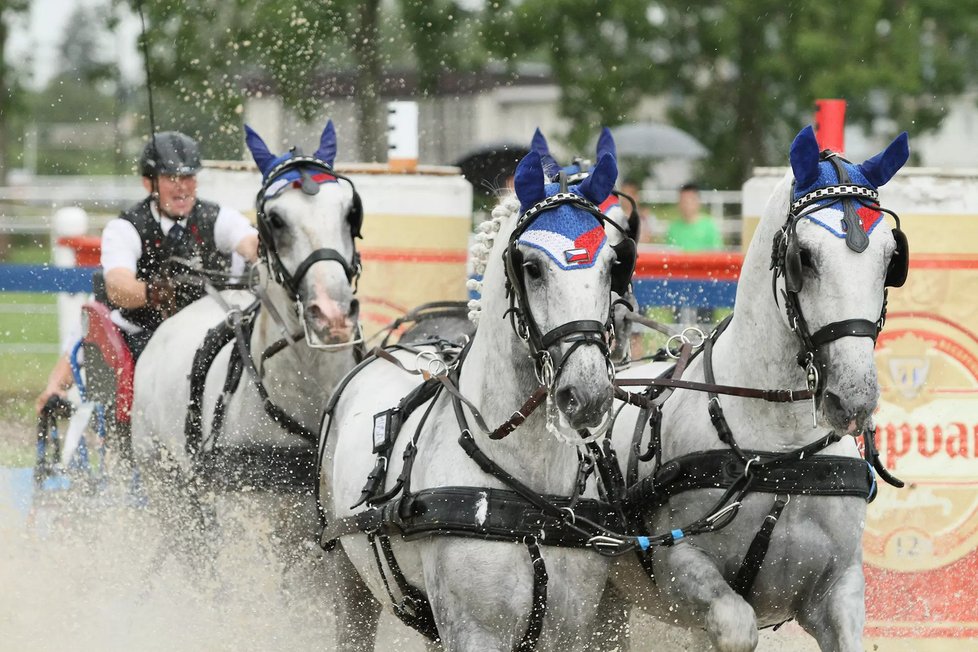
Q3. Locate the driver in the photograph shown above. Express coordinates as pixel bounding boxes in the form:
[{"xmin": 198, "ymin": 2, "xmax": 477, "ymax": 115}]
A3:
[{"xmin": 101, "ymin": 131, "xmax": 259, "ymax": 358}]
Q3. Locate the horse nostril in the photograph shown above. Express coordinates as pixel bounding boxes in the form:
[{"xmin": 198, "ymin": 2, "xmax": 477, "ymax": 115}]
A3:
[
  {"xmin": 349, "ymin": 298, "xmax": 360, "ymax": 319},
  {"xmin": 554, "ymin": 386, "xmax": 581, "ymax": 416},
  {"xmin": 306, "ymin": 304, "xmax": 325, "ymax": 323}
]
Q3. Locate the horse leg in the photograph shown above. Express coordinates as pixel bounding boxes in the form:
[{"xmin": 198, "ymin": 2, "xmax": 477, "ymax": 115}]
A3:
[
  {"xmin": 587, "ymin": 580, "xmax": 632, "ymax": 652},
  {"xmin": 796, "ymin": 563, "xmax": 865, "ymax": 652},
  {"xmin": 327, "ymin": 542, "xmax": 381, "ymax": 652},
  {"xmin": 661, "ymin": 543, "xmax": 758, "ymax": 652}
]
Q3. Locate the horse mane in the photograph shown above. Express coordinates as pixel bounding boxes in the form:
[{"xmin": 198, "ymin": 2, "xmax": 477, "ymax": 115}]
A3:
[{"xmin": 466, "ymin": 194, "xmax": 520, "ymax": 323}]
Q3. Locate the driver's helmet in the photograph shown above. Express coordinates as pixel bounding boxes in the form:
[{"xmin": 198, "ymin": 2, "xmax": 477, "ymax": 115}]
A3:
[{"xmin": 139, "ymin": 131, "xmax": 202, "ymax": 177}]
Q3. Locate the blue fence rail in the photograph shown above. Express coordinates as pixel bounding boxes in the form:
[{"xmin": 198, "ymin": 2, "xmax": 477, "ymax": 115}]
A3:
[{"xmin": 0, "ymin": 264, "xmax": 738, "ymax": 307}]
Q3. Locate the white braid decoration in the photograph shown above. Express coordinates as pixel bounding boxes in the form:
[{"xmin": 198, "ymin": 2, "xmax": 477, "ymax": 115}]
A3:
[{"xmin": 468, "ymin": 196, "xmax": 519, "ymax": 323}]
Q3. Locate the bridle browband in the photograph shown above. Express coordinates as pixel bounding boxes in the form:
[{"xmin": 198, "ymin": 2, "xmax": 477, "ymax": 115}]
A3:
[
  {"xmin": 772, "ymin": 151, "xmax": 907, "ymax": 404},
  {"xmin": 503, "ymin": 177, "xmax": 637, "ymax": 391},
  {"xmin": 255, "ymin": 153, "xmax": 363, "ymax": 300}
]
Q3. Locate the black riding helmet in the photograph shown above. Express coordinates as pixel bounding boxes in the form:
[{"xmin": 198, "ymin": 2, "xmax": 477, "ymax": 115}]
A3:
[{"xmin": 139, "ymin": 131, "xmax": 202, "ymax": 177}]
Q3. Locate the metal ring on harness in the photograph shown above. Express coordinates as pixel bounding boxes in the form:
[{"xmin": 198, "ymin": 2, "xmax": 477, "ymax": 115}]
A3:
[
  {"xmin": 681, "ymin": 326, "xmax": 706, "ymax": 348},
  {"xmin": 666, "ymin": 334, "xmax": 685, "ymax": 359},
  {"xmin": 415, "ymin": 350, "xmax": 450, "ymax": 378},
  {"xmin": 535, "ymin": 351, "xmax": 555, "ymax": 388},
  {"xmin": 743, "ymin": 456, "xmax": 762, "ymax": 478}
]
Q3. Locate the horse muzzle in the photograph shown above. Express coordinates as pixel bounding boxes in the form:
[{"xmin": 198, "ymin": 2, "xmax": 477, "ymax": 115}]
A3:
[{"xmin": 303, "ymin": 296, "xmax": 359, "ymax": 345}]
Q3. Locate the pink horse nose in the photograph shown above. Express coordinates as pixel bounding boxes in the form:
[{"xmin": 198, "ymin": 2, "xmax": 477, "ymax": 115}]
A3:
[{"xmin": 307, "ymin": 297, "xmax": 349, "ymax": 328}]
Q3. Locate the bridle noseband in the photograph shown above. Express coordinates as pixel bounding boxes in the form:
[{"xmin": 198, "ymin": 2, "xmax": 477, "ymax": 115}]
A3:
[
  {"xmin": 503, "ymin": 178, "xmax": 637, "ymax": 391},
  {"xmin": 255, "ymin": 153, "xmax": 364, "ymax": 300},
  {"xmin": 771, "ymin": 151, "xmax": 909, "ymax": 401}
]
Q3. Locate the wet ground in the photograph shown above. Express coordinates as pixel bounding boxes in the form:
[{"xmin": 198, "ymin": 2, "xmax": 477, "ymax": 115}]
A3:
[{"xmin": 1, "ymin": 417, "xmax": 818, "ymax": 652}]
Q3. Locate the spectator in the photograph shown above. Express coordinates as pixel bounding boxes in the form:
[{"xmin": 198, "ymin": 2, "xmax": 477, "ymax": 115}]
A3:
[
  {"xmin": 668, "ymin": 182, "xmax": 723, "ymax": 326},
  {"xmin": 667, "ymin": 182, "xmax": 723, "ymax": 252}
]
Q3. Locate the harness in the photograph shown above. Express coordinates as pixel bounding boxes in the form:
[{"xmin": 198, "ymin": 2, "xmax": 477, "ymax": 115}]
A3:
[
  {"xmin": 619, "ymin": 158, "xmax": 909, "ymax": 601},
  {"xmin": 317, "ymin": 182, "xmax": 638, "ymax": 649},
  {"xmin": 178, "ymin": 148, "xmax": 368, "ymax": 486},
  {"xmin": 318, "ymin": 343, "xmax": 628, "ymax": 646},
  {"xmin": 181, "ymin": 298, "xmax": 323, "ymax": 488}
]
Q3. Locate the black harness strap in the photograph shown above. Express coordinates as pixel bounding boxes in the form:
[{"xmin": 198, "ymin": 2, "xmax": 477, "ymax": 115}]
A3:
[
  {"xmin": 731, "ymin": 494, "xmax": 789, "ymax": 598},
  {"xmin": 227, "ymin": 309, "xmax": 317, "ymax": 445},
  {"xmin": 323, "ymin": 485, "xmax": 622, "ymax": 548},
  {"xmin": 516, "ymin": 538, "xmax": 548, "ymax": 652},
  {"xmin": 625, "ymin": 439, "xmax": 872, "ymax": 508},
  {"xmin": 367, "ymin": 532, "xmax": 441, "ymax": 641},
  {"xmin": 208, "ymin": 319, "xmax": 251, "ymax": 448},
  {"xmin": 185, "ymin": 318, "xmax": 238, "ymax": 455}
]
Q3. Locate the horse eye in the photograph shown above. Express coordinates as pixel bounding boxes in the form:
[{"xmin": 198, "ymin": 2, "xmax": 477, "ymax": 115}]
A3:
[
  {"xmin": 267, "ymin": 209, "xmax": 286, "ymax": 229},
  {"xmin": 523, "ymin": 260, "xmax": 543, "ymax": 280},
  {"xmin": 799, "ymin": 249, "xmax": 814, "ymax": 269}
]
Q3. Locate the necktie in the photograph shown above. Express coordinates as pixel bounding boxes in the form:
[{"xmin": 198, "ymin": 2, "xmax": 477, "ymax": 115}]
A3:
[{"xmin": 166, "ymin": 222, "xmax": 186, "ymax": 244}]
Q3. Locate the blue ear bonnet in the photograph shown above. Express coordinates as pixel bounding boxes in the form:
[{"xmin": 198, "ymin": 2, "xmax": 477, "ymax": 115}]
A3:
[
  {"xmin": 245, "ymin": 121, "xmax": 340, "ymax": 197},
  {"xmin": 793, "ymin": 159, "xmax": 872, "ymax": 200},
  {"xmin": 515, "ymin": 181, "xmax": 608, "ymax": 271}
]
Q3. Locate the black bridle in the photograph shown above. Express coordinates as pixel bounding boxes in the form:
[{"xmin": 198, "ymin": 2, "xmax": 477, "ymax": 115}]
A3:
[
  {"xmin": 254, "ymin": 153, "xmax": 364, "ymax": 300},
  {"xmin": 503, "ymin": 175, "xmax": 637, "ymax": 389},
  {"xmin": 771, "ymin": 151, "xmax": 909, "ymax": 400}
]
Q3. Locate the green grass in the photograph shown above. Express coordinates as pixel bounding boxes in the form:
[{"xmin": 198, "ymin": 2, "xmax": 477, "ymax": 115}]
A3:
[
  {"xmin": 6, "ymin": 237, "xmax": 51, "ymax": 263},
  {"xmin": 0, "ymin": 289, "xmax": 61, "ymax": 422}
]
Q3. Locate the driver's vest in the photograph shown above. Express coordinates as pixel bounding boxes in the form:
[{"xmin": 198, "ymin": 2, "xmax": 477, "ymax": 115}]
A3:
[{"xmin": 117, "ymin": 197, "xmax": 230, "ymax": 331}]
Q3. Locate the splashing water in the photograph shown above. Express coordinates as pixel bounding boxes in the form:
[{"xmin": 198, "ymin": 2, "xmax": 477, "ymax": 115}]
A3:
[{"xmin": 0, "ymin": 483, "xmax": 337, "ymax": 652}]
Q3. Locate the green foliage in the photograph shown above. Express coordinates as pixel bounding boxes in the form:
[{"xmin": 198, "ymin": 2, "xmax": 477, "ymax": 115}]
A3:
[
  {"xmin": 484, "ymin": 0, "xmax": 665, "ymax": 150},
  {"xmin": 0, "ymin": 0, "xmax": 31, "ymax": 181},
  {"xmin": 126, "ymin": 0, "xmax": 488, "ymax": 160},
  {"xmin": 657, "ymin": 0, "xmax": 978, "ymax": 186},
  {"xmin": 484, "ymin": 0, "xmax": 978, "ymax": 187}
]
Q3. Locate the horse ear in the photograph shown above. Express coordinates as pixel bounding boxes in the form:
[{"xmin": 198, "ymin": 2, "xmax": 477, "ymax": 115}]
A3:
[
  {"xmin": 244, "ymin": 124, "xmax": 276, "ymax": 175},
  {"xmin": 531, "ymin": 127, "xmax": 559, "ymax": 178},
  {"xmin": 789, "ymin": 125, "xmax": 821, "ymax": 189},
  {"xmin": 314, "ymin": 120, "xmax": 337, "ymax": 167},
  {"xmin": 578, "ymin": 152, "xmax": 618, "ymax": 204},
  {"xmin": 530, "ymin": 128, "xmax": 550, "ymax": 157},
  {"xmin": 858, "ymin": 132, "xmax": 909, "ymax": 188},
  {"xmin": 596, "ymin": 127, "xmax": 616, "ymax": 161},
  {"xmin": 514, "ymin": 150, "xmax": 547, "ymax": 213}
]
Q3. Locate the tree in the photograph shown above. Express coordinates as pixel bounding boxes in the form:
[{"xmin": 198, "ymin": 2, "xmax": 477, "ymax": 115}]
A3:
[
  {"xmin": 654, "ymin": 0, "xmax": 978, "ymax": 187},
  {"xmin": 126, "ymin": 0, "xmax": 487, "ymax": 162},
  {"xmin": 484, "ymin": 0, "xmax": 978, "ymax": 187},
  {"xmin": 0, "ymin": 0, "xmax": 29, "ymax": 183},
  {"xmin": 483, "ymin": 1, "xmax": 665, "ymax": 150}
]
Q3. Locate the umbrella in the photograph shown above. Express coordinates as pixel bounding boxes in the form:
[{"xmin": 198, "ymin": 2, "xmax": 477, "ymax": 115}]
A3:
[
  {"xmin": 602, "ymin": 122, "xmax": 709, "ymax": 159},
  {"xmin": 453, "ymin": 143, "xmax": 531, "ymax": 194}
]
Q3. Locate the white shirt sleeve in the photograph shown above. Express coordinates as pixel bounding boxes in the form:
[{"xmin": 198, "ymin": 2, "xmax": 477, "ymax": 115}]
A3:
[
  {"xmin": 100, "ymin": 218, "xmax": 142, "ymax": 272},
  {"xmin": 214, "ymin": 205, "xmax": 258, "ymax": 255}
]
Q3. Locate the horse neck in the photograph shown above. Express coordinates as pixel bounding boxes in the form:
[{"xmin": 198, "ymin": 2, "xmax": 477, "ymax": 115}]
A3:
[
  {"xmin": 705, "ymin": 188, "xmax": 820, "ymax": 445},
  {"xmin": 251, "ymin": 279, "xmax": 355, "ymax": 427}
]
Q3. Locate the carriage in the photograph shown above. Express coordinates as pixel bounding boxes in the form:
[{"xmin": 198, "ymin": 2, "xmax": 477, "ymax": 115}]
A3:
[{"xmin": 33, "ymin": 280, "xmax": 135, "ymax": 493}]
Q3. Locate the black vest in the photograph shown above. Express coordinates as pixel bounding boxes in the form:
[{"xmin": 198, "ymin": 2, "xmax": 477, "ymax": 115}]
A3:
[{"xmin": 118, "ymin": 197, "xmax": 230, "ymax": 331}]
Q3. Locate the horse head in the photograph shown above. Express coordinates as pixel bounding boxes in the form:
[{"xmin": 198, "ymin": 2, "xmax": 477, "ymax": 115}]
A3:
[
  {"xmin": 771, "ymin": 125, "xmax": 910, "ymax": 432},
  {"xmin": 529, "ymin": 127, "xmax": 638, "ymax": 364},
  {"xmin": 245, "ymin": 121, "xmax": 362, "ymax": 345},
  {"xmin": 476, "ymin": 144, "xmax": 629, "ymax": 430}
]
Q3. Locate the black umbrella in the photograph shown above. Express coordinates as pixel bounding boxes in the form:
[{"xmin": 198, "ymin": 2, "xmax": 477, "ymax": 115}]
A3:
[{"xmin": 453, "ymin": 143, "xmax": 531, "ymax": 194}]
